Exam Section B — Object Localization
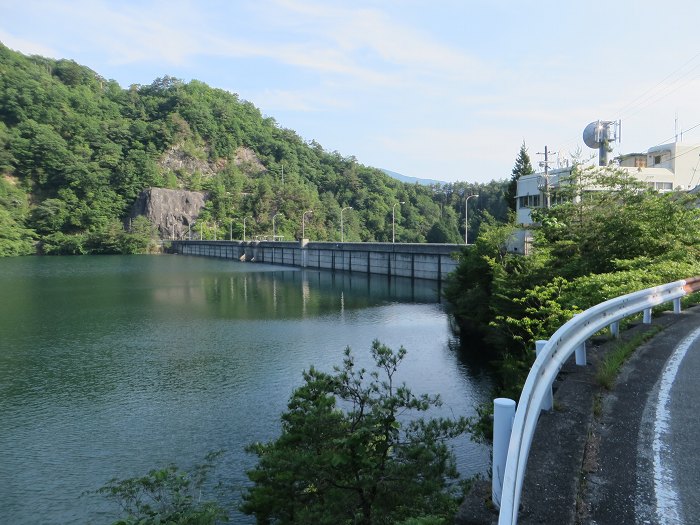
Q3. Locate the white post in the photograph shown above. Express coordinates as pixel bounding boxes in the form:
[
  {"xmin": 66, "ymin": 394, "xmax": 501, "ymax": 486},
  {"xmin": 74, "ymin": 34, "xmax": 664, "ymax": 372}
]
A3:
[
  {"xmin": 576, "ymin": 341, "xmax": 587, "ymax": 366},
  {"xmin": 610, "ymin": 321, "xmax": 620, "ymax": 338},
  {"xmin": 492, "ymin": 397, "xmax": 516, "ymax": 509},
  {"xmin": 643, "ymin": 308, "xmax": 652, "ymax": 324},
  {"xmin": 392, "ymin": 202, "xmax": 404, "ymax": 243},
  {"xmin": 673, "ymin": 298, "xmax": 682, "ymax": 314},
  {"xmin": 535, "ymin": 340, "xmax": 553, "ymax": 411},
  {"xmin": 341, "ymin": 206, "xmax": 352, "ymax": 242},
  {"xmin": 465, "ymin": 194, "xmax": 479, "ymax": 244}
]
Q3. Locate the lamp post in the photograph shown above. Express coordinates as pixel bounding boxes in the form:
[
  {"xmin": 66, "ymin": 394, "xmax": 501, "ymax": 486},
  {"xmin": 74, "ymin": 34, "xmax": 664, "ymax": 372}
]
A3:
[
  {"xmin": 392, "ymin": 201, "xmax": 405, "ymax": 243},
  {"xmin": 243, "ymin": 216, "xmax": 252, "ymax": 242},
  {"xmin": 226, "ymin": 191, "xmax": 233, "ymax": 241},
  {"xmin": 465, "ymin": 194, "xmax": 479, "ymax": 244},
  {"xmin": 272, "ymin": 213, "xmax": 281, "ymax": 240},
  {"xmin": 302, "ymin": 210, "xmax": 313, "ymax": 239},
  {"xmin": 340, "ymin": 206, "xmax": 352, "ymax": 242}
]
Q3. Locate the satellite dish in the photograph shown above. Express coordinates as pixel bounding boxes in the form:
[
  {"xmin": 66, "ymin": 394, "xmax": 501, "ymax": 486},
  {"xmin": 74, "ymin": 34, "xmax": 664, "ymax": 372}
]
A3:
[{"xmin": 583, "ymin": 121, "xmax": 602, "ymax": 149}]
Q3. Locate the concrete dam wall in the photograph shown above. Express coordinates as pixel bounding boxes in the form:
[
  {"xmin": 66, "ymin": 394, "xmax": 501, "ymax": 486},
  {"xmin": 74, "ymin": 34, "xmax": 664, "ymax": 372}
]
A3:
[{"xmin": 169, "ymin": 240, "xmax": 462, "ymax": 282}]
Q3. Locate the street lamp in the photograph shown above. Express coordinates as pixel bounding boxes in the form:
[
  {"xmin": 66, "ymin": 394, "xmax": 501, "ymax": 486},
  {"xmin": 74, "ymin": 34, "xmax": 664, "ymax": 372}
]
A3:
[
  {"xmin": 340, "ymin": 206, "xmax": 352, "ymax": 242},
  {"xmin": 243, "ymin": 216, "xmax": 253, "ymax": 242},
  {"xmin": 392, "ymin": 201, "xmax": 405, "ymax": 243},
  {"xmin": 226, "ymin": 191, "xmax": 233, "ymax": 241},
  {"xmin": 272, "ymin": 213, "xmax": 281, "ymax": 240},
  {"xmin": 465, "ymin": 194, "xmax": 479, "ymax": 244},
  {"xmin": 302, "ymin": 210, "xmax": 313, "ymax": 239}
]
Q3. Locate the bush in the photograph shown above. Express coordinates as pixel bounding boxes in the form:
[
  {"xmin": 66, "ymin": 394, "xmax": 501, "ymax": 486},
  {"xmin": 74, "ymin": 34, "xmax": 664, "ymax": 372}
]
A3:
[
  {"xmin": 241, "ymin": 341, "xmax": 470, "ymax": 525},
  {"xmin": 96, "ymin": 452, "xmax": 227, "ymax": 525}
]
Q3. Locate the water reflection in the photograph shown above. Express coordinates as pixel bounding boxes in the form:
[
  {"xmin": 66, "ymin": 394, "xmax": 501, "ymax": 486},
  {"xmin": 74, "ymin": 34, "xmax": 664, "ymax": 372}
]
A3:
[
  {"xmin": 150, "ymin": 262, "xmax": 444, "ymax": 321},
  {"xmin": 0, "ymin": 255, "xmax": 491, "ymax": 525}
]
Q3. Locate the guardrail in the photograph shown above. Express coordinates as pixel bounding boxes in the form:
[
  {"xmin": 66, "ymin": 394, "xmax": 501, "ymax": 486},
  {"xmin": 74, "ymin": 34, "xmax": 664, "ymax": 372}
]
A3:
[{"xmin": 494, "ymin": 277, "xmax": 700, "ymax": 525}]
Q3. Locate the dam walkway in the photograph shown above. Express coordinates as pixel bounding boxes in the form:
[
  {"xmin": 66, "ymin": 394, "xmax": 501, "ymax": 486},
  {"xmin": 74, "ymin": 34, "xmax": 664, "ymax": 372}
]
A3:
[{"xmin": 169, "ymin": 239, "xmax": 463, "ymax": 282}]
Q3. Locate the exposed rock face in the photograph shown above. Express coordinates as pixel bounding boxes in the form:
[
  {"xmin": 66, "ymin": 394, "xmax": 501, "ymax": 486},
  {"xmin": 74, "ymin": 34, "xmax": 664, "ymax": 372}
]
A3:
[
  {"xmin": 130, "ymin": 188, "xmax": 207, "ymax": 240},
  {"xmin": 234, "ymin": 146, "xmax": 266, "ymax": 173},
  {"xmin": 160, "ymin": 145, "xmax": 219, "ymax": 177},
  {"xmin": 158, "ymin": 144, "xmax": 265, "ymax": 181}
]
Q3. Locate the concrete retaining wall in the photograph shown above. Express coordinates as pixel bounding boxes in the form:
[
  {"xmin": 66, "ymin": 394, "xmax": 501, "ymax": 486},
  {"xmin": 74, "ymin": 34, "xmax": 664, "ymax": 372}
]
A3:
[{"xmin": 169, "ymin": 240, "xmax": 462, "ymax": 282}]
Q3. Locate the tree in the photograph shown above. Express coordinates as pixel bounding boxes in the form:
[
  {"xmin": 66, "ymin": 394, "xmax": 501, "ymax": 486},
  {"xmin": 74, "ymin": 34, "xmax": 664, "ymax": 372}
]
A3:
[
  {"xmin": 0, "ymin": 43, "xmax": 514, "ymax": 254},
  {"xmin": 531, "ymin": 164, "xmax": 700, "ymax": 276},
  {"xmin": 506, "ymin": 142, "xmax": 534, "ymax": 212},
  {"xmin": 426, "ymin": 220, "xmax": 462, "ymax": 244},
  {"xmin": 96, "ymin": 452, "xmax": 227, "ymax": 525},
  {"xmin": 241, "ymin": 341, "xmax": 469, "ymax": 525}
]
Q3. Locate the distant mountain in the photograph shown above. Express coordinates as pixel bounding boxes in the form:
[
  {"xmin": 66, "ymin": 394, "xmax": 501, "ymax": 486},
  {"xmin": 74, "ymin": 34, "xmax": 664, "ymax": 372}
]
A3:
[{"xmin": 381, "ymin": 169, "xmax": 446, "ymax": 186}]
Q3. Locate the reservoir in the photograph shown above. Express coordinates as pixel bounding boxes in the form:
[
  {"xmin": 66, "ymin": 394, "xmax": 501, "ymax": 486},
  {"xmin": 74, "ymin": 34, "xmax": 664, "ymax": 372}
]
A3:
[{"xmin": 0, "ymin": 255, "xmax": 492, "ymax": 524}]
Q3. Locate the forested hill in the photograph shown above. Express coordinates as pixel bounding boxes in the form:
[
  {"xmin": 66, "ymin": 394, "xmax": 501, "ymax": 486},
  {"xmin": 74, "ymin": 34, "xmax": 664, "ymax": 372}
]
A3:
[{"xmin": 0, "ymin": 43, "xmax": 508, "ymax": 255}]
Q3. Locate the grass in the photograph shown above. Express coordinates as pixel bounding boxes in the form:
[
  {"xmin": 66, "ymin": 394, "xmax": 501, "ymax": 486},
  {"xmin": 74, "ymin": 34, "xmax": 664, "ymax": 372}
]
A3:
[{"xmin": 595, "ymin": 326, "xmax": 663, "ymax": 390}]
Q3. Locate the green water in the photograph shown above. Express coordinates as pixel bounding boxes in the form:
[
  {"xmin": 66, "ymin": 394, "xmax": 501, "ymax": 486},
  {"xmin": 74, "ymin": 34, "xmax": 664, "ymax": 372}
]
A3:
[{"xmin": 0, "ymin": 255, "xmax": 492, "ymax": 524}]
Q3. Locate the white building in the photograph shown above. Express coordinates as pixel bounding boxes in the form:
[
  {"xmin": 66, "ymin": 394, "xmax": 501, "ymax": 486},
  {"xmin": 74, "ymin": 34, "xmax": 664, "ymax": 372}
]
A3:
[{"xmin": 513, "ymin": 141, "xmax": 700, "ymax": 252}]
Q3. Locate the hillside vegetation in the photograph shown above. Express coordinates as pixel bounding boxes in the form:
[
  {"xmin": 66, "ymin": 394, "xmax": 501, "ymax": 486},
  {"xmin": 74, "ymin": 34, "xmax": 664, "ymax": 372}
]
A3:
[
  {"xmin": 0, "ymin": 43, "xmax": 508, "ymax": 255},
  {"xmin": 445, "ymin": 166, "xmax": 700, "ymax": 398}
]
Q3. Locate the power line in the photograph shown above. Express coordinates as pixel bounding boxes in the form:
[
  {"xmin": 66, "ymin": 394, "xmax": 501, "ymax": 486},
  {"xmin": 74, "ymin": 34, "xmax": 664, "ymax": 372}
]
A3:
[
  {"xmin": 652, "ymin": 122, "xmax": 700, "ymax": 149},
  {"xmin": 615, "ymin": 52, "xmax": 700, "ymax": 119},
  {"xmin": 537, "ymin": 52, "xmax": 700, "ymax": 162}
]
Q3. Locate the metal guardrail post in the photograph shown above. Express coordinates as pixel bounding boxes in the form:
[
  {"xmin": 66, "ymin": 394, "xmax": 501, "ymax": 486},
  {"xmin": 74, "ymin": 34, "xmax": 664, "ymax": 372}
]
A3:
[
  {"xmin": 643, "ymin": 308, "xmax": 652, "ymax": 324},
  {"xmin": 493, "ymin": 398, "xmax": 516, "ymax": 509},
  {"xmin": 674, "ymin": 297, "xmax": 682, "ymax": 313},
  {"xmin": 575, "ymin": 341, "xmax": 587, "ymax": 366},
  {"xmin": 535, "ymin": 340, "xmax": 553, "ymax": 411},
  {"xmin": 610, "ymin": 321, "xmax": 620, "ymax": 338},
  {"xmin": 497, "ymin": 277, "xmax": 700, "ymax": 525}
]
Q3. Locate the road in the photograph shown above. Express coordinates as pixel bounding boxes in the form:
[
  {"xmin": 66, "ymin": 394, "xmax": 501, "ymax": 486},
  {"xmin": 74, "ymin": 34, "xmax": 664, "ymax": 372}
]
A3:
[{"xmin": 586, "ymin": 307, "xmax": 700, "ymax": 525}]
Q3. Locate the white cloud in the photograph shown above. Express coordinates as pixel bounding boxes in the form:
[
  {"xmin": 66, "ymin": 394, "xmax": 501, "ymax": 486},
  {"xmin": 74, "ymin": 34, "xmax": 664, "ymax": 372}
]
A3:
[
  {"xmin": 0, "ymin": 30, "xmax": 59, "ymax": 58},
  {"xmin": 251, "ymin": 87, "xmax": 351, "ymax": 112}
]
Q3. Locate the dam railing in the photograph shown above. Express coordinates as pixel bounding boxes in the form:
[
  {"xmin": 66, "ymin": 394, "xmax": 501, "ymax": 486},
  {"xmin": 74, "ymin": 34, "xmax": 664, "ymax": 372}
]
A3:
[{"xmin": 169, "ymin": 239, "xmax": 463, "ymax": 282}]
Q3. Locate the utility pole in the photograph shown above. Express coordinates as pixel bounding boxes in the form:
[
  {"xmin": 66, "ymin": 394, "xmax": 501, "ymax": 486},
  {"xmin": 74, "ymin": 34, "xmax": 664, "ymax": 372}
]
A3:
[{"xmin": 537, "ymin": 146, "xmax": 553, "ymax": 209}]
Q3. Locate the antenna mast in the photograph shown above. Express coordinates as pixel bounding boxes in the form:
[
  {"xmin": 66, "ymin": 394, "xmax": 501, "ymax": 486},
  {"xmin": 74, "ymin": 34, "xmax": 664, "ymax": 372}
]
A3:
[
  {"xmin": 583, "ymin": 120, "xmax": 620, "ymax": 166},
  {"xmin": 537, "ymin": 146, "xmax": 553, "ymax": 208}
]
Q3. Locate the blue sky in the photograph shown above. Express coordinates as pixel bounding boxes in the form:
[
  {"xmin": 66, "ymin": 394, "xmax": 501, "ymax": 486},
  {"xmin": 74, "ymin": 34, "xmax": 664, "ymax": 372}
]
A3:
[{"xmin": 2, "ymin": 0, "xmax": 700, "ymax": 183}]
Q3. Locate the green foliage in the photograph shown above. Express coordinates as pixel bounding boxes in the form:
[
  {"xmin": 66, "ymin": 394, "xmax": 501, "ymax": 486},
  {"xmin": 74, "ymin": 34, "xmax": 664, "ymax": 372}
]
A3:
[
  {"xmin": 0, "ymin": 205, "xmax": 35, "ymax": 255},
  {"xmin": 241, "ymin": 341, "xmax": 469, "ymax": 525},
  {"xmin": 506, "ymin": 142, "xmax": 534, "ymax": 212},
  {"xmin": 596, "ymin": 327, "xmax": 663, "ymax": 390},
  {"xmin": 96, "ymin": 452, "xmax": 227, "ymax": 525},
  {"xmin": 446, "ymin": 161, "xmax": 700, "ymax": 395},
  {"xmin": 0, "ymin": 175, "xmax": 35, "ymax": 255},
  {"xmin": 426, "ymin": 220, "xmax": 462, "ymax": 243},
  {"xmin": 532, "ymin": 164, "xmax": 700, "ymax": 276},
  {"xmin": 0, "ymin": 43, "xmax": 512, "ymax": 255}
]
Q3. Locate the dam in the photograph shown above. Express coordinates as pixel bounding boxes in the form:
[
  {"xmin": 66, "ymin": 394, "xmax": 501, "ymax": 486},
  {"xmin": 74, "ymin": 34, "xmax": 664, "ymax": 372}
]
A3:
[{"xmin": 169, "ymin": 240, "xmax": 463, "ymax": 282}]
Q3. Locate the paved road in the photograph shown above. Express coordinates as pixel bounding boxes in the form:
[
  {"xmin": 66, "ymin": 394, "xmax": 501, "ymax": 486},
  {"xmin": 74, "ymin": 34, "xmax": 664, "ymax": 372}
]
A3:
[{"xmin": 587, "ymin": 307, "xmax": 700, "ymax": 525}]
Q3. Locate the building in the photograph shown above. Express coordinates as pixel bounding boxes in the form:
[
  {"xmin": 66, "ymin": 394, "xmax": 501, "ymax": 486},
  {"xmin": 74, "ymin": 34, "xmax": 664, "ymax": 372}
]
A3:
[{"xmin": 512, "ymin": 141, "xmax": 700, "ymax": 253}]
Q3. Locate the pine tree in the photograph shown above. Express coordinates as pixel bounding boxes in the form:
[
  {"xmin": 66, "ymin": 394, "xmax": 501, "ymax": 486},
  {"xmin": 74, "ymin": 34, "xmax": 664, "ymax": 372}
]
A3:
[{"xmin": 506, "ymin": 142, "xmax": 534, "ymax": 212}]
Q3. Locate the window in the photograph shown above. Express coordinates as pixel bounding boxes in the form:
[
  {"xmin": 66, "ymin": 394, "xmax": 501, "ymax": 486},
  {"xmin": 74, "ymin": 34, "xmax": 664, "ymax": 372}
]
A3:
[
  {"xmin": 649, "ymin": 181, "xmax": 673, "ymax": 191},
  {"xmin": 654, "ymin": 155, "xmax": 662, "ymax": 165},
  {"xmin": 518, "ymin": 194, "xmax": 541, "ymax": 208}
]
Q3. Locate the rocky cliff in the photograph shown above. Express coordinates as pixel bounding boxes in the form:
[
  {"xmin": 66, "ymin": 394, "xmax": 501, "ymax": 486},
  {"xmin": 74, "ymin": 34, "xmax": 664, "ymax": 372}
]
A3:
[{"xmin": 129, "ymin": 188, "xmax": 207, "ymax": 240}]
